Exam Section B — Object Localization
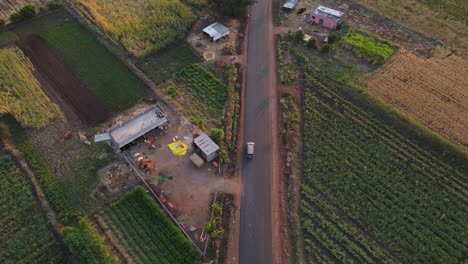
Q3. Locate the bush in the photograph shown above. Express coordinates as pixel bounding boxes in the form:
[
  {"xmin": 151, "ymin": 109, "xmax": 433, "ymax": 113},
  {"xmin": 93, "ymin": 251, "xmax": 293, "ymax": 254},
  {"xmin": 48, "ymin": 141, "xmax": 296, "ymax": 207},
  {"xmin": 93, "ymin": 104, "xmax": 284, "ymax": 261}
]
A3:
[
  {"xmin": 19, "ymin": 5, "xmax": 37, "ymax": 19},
  {"xmin": 164, "ymin": 84, "xmax": 178, "ymax": 98},
  {"xmin": 210, "ymin": 128, "xmax": 224, "ymax": 145},
  {"xmin": 328, "ymin": 33, "xmax": 338, "ymax": 44},
  {"xmin": 320, "ymin": 43, "xmax": 333, "ymax": 53},
  {"xmin": 306, "ymin": 37, "xmax": 317, "ymax": 49},
  {"xmin": 0, "ymin": 19, "xmax": 5, "ymax": 26},
  {"xmin": 294, "ymin": 30, "xmax": 305, "ymax": 43},
  {"xmin": 9, "ymin": 13, "xmax": 24, "ymax": 23},
  {"xmin": 9, "ymin": 4, "xmax": 37, "ymax": 23}
]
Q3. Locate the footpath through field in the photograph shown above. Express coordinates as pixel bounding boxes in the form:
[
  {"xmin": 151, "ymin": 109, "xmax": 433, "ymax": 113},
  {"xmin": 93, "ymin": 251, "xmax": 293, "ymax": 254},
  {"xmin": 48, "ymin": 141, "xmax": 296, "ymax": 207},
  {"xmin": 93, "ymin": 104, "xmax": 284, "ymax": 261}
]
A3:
[{"xmin": 239, "ymin": 0, "xmax": 281, "ymax": 263}]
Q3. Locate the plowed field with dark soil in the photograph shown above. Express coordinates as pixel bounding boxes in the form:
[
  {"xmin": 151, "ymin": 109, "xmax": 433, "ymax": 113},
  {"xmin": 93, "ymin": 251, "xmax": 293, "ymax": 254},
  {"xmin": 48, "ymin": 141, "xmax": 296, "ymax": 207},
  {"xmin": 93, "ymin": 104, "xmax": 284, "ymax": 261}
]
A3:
[{"xmin": 19, "ymin": 35, "xmax": 111, "ymax": 125}]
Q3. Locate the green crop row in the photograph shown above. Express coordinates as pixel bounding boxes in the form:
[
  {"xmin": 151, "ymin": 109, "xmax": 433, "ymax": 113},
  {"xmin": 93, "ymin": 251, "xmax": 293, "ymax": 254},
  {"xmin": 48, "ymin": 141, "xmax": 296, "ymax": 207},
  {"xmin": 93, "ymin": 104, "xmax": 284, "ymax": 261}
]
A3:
[
  {"xmin": 0, "ymin": 152, "xmax": 66, "ymax": 263},
  {"xmin": 175, "ymin": 64, "xmax": 229, "ymax": 121},
  {"xmin": 63, "ymin": 218, "xmax": 118, "ymax": 264},
  {"xmin": 299, "ymin": 82, "xmax": 467, "ymax": 263},
  {"xmin": 3, "ymin": 117, "xmax": 81, "ymax": 223},
  {"xmin": 290, "ymin": 45, "xmax": 468, "ymax": 263},
  {"xmin": 100, "ymin": 186, "xmax": 201, "ymax": 264}
]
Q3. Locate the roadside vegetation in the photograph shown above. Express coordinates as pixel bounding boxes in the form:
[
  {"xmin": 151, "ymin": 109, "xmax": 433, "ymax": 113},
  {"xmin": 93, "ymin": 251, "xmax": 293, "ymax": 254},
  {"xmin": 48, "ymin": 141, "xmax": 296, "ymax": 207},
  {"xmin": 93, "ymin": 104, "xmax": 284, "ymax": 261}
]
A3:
[
  {"xmin": 69, "ymin": 0, "xmax": 196, "ymax": 57},
  {"xmin": 0, "ymin": 150, "xmax": 66, "ymax": 263},
  {"xmin": 63, "ymin": 218, "xmax": 118, "ymax": 264},
  {"xmin": 0, "ymin": 48, "xmax": 64, "ymax": 128},
  {"xmin": 279, "ymin": 95, "xmax": 305, "ymax": 263},
  {"xmin": 39, "ymin": 15, "xmax": 147, "ymax": 111},
  {"xmin": 290, "ymin": 43, "xmax": 468, "ymax": 263},
  {"xmin": 96, "ymin": 186, "xmax": 202, "ymax": 264}
]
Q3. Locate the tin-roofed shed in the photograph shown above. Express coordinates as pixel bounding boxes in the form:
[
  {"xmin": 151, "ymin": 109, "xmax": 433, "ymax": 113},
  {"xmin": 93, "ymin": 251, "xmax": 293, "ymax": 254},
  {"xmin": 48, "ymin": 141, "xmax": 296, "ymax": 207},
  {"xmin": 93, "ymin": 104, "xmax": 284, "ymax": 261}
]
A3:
[
  {"xmin": 203, "ymin": 22, "xmax": 230, "ymax": 41},
  {"xmin": 194, "ymin": 133, "xmax": 219, "ymax": 162},
  {"xmin": 282, "ymin": 0, "xmax": 298, "ymax": 11},
  {"xmin": 109, "ymin": 105, "xmax": 168, "ymax": 149}
]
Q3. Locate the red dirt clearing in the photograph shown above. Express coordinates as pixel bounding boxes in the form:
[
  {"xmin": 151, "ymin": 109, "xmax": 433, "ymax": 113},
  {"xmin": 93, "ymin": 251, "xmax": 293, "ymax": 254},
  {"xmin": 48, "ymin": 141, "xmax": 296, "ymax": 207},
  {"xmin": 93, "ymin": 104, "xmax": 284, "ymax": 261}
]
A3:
[{"xmin": 18, "ymin": 35, "xmax": 111, "ymax": 125}]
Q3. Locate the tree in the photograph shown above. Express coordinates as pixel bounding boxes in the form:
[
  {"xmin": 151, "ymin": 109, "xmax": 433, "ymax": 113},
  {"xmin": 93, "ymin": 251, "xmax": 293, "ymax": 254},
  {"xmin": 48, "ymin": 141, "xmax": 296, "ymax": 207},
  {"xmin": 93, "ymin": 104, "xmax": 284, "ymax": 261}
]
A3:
[
  {"xmin": 210, "ymin": 0, "xmax": 255, "ymax": 18},
  {"xmin": 9, "ymin": 4, "xmax": 37, "ymax": 23},
  {"xmin": 306, "ymin": 37, "xmax": 317, "ymax": 49},
  {"xmin": 19, "ymin": 5, "xmax": 37, "ymax": 19},
  {"xmin": 294, "ymin": 30, "xmax": 305, "ymax": 43},
  {"xmin": 209, "ymin": 128, "xmax": 224, "ymax": 145},
  {"xmin": 328, "ymin": 33, "xmax": 338, "ymax": 44}
]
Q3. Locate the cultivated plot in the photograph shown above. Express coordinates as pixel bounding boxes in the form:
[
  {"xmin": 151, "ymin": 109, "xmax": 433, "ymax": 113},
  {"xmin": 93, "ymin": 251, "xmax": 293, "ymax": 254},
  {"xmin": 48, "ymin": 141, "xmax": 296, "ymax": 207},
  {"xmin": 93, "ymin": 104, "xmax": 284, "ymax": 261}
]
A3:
[
  {"xmin": 367, "ymin": 50, "xmax": 468, "ymax": 147},
  {"xmin": 0, "ymin": 150, "xmax": 66, "ymax": 263},
  {"xmin": 96, "ymin": 187, "xmax": 202, "ymax": 264}
]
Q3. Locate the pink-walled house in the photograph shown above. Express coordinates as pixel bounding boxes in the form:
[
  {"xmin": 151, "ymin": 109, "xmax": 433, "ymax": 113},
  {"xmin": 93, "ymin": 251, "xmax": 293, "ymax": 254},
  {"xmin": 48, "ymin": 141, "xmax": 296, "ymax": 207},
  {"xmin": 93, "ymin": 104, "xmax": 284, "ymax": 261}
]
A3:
[{"xmin": 309, "ymin": 6, "xmax": 344, "ymax": 29}]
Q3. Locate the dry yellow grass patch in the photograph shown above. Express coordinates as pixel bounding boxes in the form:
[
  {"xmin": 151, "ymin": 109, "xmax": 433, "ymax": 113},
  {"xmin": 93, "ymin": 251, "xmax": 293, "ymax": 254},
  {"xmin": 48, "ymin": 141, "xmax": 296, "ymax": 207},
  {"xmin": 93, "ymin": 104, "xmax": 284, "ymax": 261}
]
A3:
[
  {"xmin": 367, "ymin": 49, "xmax": 468, "ymax": 146},
  {"xmin": 0, "ymin": 48, "xmax": 63, "ymax": 128}
]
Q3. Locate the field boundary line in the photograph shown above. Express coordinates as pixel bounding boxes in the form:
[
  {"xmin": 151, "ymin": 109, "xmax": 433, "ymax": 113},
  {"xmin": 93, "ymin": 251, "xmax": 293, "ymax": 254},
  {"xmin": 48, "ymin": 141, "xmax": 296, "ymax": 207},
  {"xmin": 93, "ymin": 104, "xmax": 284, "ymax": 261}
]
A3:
[
  {"xmin": 2, "ymin": 141, "xmax": 63, "ymax": 231},
  {"xmin": 120, "ymin": 153, "xmax": 204, "ymax": 255}
]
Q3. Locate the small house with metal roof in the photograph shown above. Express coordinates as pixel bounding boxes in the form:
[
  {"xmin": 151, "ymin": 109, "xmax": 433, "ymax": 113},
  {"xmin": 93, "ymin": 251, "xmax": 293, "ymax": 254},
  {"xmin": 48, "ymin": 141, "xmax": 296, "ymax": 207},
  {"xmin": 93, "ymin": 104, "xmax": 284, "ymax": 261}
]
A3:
[
  {"xmin": 309, "ymin": 5, "xmax": 344, "ymax": 29},
  {"xmin": 193, "ymin": 133, "xmax": 219, "ymax": 162},
  {"xmin": 203, "ymin": 22, "xmax": 230, "ymax": 41}
]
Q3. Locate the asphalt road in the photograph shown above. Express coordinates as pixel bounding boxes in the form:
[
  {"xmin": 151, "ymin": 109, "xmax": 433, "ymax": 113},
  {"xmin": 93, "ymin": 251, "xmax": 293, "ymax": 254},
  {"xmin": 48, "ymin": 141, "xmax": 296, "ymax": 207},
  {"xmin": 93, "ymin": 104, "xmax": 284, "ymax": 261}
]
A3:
[{"xmin": 239, "ymin": 0, "xmax": 275, "ymax": 263}]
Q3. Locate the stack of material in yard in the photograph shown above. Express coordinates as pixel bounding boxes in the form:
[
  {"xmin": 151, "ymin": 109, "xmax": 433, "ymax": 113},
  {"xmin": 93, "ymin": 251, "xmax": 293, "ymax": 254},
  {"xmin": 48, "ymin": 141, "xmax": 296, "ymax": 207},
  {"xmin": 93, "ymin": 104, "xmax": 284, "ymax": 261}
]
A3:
[{"xmin": 190, "ymin": 153, "xmax": 205, "ymax": 168}]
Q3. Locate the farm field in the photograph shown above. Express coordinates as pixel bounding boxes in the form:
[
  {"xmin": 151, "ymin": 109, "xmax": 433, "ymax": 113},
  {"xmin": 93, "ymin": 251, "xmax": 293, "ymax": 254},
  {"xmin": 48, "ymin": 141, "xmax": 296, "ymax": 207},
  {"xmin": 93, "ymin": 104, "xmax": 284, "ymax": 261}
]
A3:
[
  {"xmin": 352, "ymin": 0, "xmax": 468, "ymax": 53},
  {"xmin": 0, "ymin": 31, "xmax": 18, "ymax": 47},
  {"xmin": 171, "ymin": 64, "xmax": 229, "ymax": 130},
  {"xmin": 11, "ymin": 8, "xmax": 147, "ymax": 112},
  {"xmin": 136, "ymin": 43, "xmax": 200, "ymax": 85},
  {"xmin": 290, "ymin": 46, "xmax": 468, "ymax": 263},
  {"xmin": 96, "ymin": 186, "xmax": 202, "ymax": 264},
  {"xmin": 4, "ymin": 117, "xmax": 118, "ymax": 223},
  {"xmin": 69, "ymin": 0, "xmax": 195, "ymax": 57},
  {"xmin": 0, "ymin": 149, "xmax": 66, "ymax": 263},
  {"xmin": 367, "ymin": 50, "xmax": 468, "ymax": 147},
  {"xmin": 0, "ymin": 47, "xmax": 63, "ymax": 128},
  {"xmin": 0, "ymin": 0, "xmax": 48, "ymax": 22},
  {"xmin": 19, "ymin": 34, "xmax": 111, "ymax": 125}
]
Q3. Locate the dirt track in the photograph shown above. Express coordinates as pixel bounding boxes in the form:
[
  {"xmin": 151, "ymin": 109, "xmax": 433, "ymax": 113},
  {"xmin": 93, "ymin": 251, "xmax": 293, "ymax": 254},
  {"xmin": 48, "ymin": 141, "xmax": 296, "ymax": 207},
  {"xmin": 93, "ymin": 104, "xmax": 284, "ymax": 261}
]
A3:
[{"xmin": 19, "ymin": 35, "xmax": 111, "ymax": 125}]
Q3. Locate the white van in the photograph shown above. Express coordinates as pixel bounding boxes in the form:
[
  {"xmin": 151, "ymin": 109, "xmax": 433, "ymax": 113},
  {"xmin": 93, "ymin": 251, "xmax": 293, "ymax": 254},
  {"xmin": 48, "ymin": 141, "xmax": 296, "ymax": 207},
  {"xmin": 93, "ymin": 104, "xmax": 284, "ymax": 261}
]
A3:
[{"xmin": 246, "ymin": 142, "xmax": 255, "ymax": 159}]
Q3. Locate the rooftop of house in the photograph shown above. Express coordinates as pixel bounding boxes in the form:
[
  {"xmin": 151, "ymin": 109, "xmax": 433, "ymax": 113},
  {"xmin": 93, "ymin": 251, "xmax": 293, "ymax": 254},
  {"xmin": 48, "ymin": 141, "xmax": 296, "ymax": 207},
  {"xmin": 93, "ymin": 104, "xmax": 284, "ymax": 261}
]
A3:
[{"xmin": 312, "ymin": 5, "xmax": 344, "ymax": 20}]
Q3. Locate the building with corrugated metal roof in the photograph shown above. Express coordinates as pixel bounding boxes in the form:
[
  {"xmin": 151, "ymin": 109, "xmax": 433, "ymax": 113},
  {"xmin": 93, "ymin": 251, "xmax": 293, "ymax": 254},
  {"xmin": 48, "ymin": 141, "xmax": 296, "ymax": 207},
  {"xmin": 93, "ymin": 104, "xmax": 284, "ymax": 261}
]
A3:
[
  {"xmin": 193, "ymin": 133, "xmax": 219, "ymax": 162},
  {"xmin": 203, "ymin": 22, "xmax": 230, "ymax": 41},
  {"xmin": 109, "ymin": 105, "xmax": 167, "ymax": 150}
]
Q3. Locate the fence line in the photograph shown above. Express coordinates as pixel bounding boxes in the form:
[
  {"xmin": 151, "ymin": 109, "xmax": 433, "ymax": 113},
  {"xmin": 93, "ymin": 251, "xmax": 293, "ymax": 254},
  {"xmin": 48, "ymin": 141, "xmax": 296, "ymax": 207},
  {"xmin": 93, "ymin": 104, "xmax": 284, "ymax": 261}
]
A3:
[{"xmin": 121, "ymin": 154, "xmax": 204, "ymax": 255}]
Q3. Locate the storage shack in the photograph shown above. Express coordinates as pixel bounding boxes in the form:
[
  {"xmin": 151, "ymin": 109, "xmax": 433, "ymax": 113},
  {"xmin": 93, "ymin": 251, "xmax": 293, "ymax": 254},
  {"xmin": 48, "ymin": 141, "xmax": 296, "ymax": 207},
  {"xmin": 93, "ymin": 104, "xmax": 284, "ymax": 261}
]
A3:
[
  {"xmin": 203, "ymin": 22, "xmax": 230, "ymax": 41},
  {"xmin": 193, "ymin": 133, "xmax": 219, "ymax": 162}
]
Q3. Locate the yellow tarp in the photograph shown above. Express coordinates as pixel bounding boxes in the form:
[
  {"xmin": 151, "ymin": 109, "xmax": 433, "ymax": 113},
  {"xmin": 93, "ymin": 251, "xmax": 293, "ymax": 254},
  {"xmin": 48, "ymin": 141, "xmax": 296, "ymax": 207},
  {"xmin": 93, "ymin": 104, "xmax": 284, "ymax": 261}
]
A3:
[{"xmin": 168, "ymin": 141, "xmax": 187, "ymax": 156}]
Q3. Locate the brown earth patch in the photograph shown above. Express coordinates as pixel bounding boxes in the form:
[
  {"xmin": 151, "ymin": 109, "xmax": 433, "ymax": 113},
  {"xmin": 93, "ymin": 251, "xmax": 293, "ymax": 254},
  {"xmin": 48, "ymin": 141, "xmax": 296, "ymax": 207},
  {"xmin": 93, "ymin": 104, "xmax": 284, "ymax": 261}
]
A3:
[
  {"xmin": 366, "ymin": 50, "xmax": 468, "ymax": 147},
  {"xmin": 18, "ymin": 34, "xmax": 111, "ymax": 126}
]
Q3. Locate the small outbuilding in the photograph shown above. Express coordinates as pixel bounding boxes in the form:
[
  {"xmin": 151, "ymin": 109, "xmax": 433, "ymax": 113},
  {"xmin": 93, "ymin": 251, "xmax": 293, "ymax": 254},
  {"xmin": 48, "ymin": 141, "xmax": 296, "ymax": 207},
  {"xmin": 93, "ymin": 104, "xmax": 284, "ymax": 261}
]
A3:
[
  {"xmin": 309, "ymin": 5, "xmax": 344, "ymax": 29},
  {"xmin": 282, "ymin": 0, "xmax": 298, "ymax": 11},
  {"xmin": 109, "ymin": 105, "xmax": 168, "ymax": 150},
  {"xmin": 193, "ymin": 133, "xmax": 219, "ymax": 162},
  {"xmin": 203, "ymin": 22, "xmax": 230, "ymax": 42}
]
